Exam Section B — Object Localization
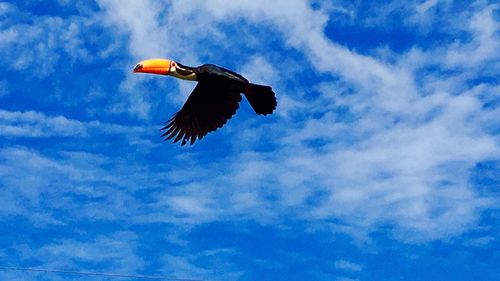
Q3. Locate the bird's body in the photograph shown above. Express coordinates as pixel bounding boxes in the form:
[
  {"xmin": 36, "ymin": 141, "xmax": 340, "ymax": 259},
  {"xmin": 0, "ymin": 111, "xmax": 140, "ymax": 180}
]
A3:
[{"xmin": 133, "ymin": 59, "xmax": 277, "ymax": 145}]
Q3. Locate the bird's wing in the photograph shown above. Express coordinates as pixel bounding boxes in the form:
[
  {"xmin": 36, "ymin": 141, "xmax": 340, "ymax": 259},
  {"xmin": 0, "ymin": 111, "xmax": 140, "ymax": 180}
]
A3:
[{"xmin": 161, "ymin": 79, "xmax": 242, "ymax": 145}]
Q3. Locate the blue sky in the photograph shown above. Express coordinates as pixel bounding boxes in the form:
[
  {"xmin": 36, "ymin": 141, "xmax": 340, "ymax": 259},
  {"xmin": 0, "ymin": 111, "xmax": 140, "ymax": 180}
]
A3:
[{"xmin": 0, "ymin": 0, "xmax": 499, "ymax": 280}]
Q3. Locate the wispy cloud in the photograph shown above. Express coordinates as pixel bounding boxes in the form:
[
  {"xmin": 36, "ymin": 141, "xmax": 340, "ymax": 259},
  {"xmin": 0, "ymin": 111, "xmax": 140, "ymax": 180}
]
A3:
[
  {"xmin": 0, "ymin": 5, "xmax": 95, "ymax": 76},
  {"xmin": 1, "ymin": 1, "xmax": 499, "ymax": 280},
  {"xmin": 89, "ymin": 0, "xmax": 500, "ymax": 242},
  {"xmin": 0, "ymin": 1, "xmax": 473, "ymax": 248},
  {"xmin": 0, "ymin": 110, "xmax": 87, "ymax": 138},
  {"xmin": 0, "ymin": 146, "xmax": 147, "ymax": 224},
  {"xmin": 161, "ymin": 249, "xmax": 243, "ymax": 281},
  {"xmin": 0, "ymin": 109, "xmax": 152, "ymax": 139},
  {"xmin": 334, "ymin": 259, "xmax": 362, "ymax": 272},
  {"xmin": 0, "ymin": 231, "xmax": 143, "ymax": 281}
]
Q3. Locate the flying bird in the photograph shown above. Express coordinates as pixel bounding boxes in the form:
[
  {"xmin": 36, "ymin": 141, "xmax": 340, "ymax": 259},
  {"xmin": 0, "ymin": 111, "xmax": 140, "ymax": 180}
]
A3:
[{"xmin": 133, "ymin": 59, "xmax": 277, "ymax": 145}]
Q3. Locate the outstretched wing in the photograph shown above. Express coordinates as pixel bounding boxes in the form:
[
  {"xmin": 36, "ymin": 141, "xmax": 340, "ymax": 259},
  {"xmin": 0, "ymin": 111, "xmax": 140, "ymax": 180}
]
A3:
[{"xmin": 161, "ymin": 79, "xmax": 242, "ymax": 145}]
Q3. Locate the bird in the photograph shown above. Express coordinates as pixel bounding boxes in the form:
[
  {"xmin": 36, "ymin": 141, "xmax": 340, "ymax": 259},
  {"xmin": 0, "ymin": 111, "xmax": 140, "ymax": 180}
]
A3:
[{"xmin": 133, "ymin": 58, "xmax": 277, "ymax": 145}]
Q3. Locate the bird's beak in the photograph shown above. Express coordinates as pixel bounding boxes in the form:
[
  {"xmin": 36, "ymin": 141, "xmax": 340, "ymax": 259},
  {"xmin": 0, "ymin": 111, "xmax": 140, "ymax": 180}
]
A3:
[{"xmin": 133, "ymin": 58, "xmax": 172, "ymax": 75}]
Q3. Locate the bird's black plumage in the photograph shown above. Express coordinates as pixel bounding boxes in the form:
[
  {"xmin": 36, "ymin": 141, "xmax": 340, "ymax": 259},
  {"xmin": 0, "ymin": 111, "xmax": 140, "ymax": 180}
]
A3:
[{"xmin": 158, "ymin": 63, "xmax": 277, "ymax": 145}]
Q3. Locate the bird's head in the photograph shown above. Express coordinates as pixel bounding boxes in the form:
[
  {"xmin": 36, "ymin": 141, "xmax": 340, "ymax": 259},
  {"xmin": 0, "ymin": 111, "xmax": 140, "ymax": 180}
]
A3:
[
  {"xmin": 133, "ymin": 58, "xmax": 196, "ymax": 80},
  {"xmin": 133, "ymin": 58, "xmax": 173, "ymax": 75}
]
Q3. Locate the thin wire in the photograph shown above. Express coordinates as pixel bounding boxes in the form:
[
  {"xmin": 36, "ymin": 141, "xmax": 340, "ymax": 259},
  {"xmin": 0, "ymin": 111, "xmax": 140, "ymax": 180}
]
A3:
[{"xmin": 0, "ymin": 266, "xmax": 206, "ymax": 281}]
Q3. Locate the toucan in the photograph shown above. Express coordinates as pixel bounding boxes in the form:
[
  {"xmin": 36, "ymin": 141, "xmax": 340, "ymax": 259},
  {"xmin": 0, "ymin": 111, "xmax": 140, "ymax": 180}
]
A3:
[{"xmin": 133, "ymin": 59, "xmax": 277, "ymax": 145}]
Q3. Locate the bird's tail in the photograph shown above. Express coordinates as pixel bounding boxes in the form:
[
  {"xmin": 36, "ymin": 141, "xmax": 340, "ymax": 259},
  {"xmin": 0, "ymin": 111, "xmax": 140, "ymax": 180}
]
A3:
[{"xmin": 243, "ymin": 83, "xmax": 277, "ymax": 115}]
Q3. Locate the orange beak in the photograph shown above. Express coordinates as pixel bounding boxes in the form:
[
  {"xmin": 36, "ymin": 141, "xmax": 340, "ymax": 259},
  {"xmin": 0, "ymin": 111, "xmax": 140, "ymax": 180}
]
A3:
[{"xmin": 133, "ymin": 58, "xmax": 172, "ymax": 75}]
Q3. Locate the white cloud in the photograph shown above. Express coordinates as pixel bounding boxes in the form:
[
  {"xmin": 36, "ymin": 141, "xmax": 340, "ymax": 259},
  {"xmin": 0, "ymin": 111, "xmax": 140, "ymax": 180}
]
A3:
[
  {"xmin": 416, "ymin": 0, "xmax": 439, "ymax": 14},
  {"xmin": 161, "ymin": 249, "xmax": 243, "ymax": 281},
  {"xmin": 1, "ymin": 1, "xmax": 498, "ymax": 247},
  {"xmin": 0, "ymin": 7, "xmax": 95, "ymax": 76},
  {"xmin": 87, "ymin": 0, "xmax": 500, "ymax": 243},
  {"xmin": 96, "ymin": 0, "xmax": 169, "ymax": 59},
  {"xmin": 334, "ymin": 260, "xmax": 362, "ymax": 272},
  {"xmin": 96, "ymin": 0, "xmax": 187, "ymax": 119},
  {"xmin": 0, "ymin": 110, "xmax": 87, "ymax": 138},
  {"xmin": 0, "ymin": 231, "xmax": 143, "ymax": 281},
  {"xmin": 0, "ymin": 2, "xmax": 13, "ymax": 14},
  {"xmin": 0, "ymin": 146, "xmax": 151, "ymax": 224},
  {"xmin": 0, "ymin": 2, "xmax": 148, "ymax": 120},
  {"xmin": 35, "ymin": 231, "xmax": 143, "ymax": 269},
  {"xmin": 240, "ymin": 56, "xmax": 279, "ymax": 86},
  {"xmin": 464, "ymin": 236, "xmax": 495, "ymax": 247},
  {"xmin": 444, "ymin": 5, "xmax": 500, "ymax": 68},
  {"xmin": 0, "ymin": 109, "xmax": 151, "ymax": 139}
]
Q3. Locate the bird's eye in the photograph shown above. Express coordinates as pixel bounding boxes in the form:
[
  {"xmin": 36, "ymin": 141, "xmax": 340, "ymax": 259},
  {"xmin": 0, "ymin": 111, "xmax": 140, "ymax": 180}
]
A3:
[{"xmin": 133, "ymin": 63, "xmax": 143, "ymax": 71}]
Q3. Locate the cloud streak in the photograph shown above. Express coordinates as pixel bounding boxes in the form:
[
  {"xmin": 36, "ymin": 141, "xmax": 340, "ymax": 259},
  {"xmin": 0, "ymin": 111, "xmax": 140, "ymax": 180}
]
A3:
[
  {"xmin": 1, "ymin": 0, "xmax": 495, "ymax": 242},
  {"xmin": 89, "ymin": 0, "xmax": 500, "ymax": 241},
  {"xmin": 1, "ymin": 1, "xmax": 499, "ymax": 280}
]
